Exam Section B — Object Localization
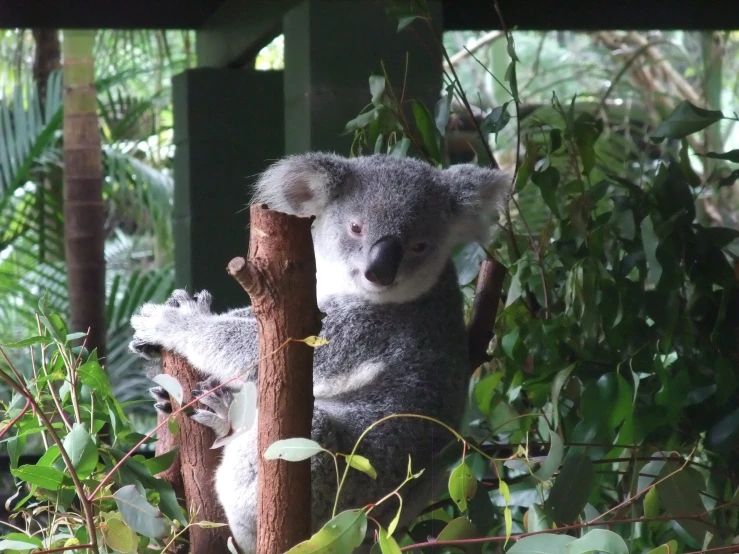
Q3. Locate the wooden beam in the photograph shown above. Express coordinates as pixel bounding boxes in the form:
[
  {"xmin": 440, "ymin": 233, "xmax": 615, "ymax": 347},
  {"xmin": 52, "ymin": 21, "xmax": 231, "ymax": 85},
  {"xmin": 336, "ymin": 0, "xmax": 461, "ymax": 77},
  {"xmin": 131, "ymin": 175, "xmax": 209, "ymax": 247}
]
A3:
[
  {"xmin": 443, "ymin": 0, "xmax": 739, "ymax": 31},
  {"xmin": 0, "ymin": 0, "xmax": 224, "ymax": 29},
  {"xmin": 1, "ymin": 0, "xmax": 737, "ymax": 32}
]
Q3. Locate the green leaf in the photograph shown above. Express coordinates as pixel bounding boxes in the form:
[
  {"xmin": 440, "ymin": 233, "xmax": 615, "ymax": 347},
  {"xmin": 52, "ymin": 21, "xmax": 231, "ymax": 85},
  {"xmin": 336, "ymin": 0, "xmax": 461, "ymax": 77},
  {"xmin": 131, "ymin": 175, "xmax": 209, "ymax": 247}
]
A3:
[
  {"xmin": 646, "ymin": 540, "xmax": 679, "ymax": 554},
  {"xmin": 525, "ymin": 504, "xmax": 551, "ymax": 532},
  {"xmin": 508, "ymin": 534, "xmax": 575, "ymax": 554},
  {"xmin": 344, "ymin": 454, "xmax": 377, "ymax": 480},
  {"xmin": 656, "ymin": 458, "xmax": 714, "ymax": 544},
  {"xmin": 544, "ymin": 453, "xmax": 595, "ymax": 524},
  {"xmin": 77, "ymin": 359, "xmax": 113, "ymax": 398},
  {"xmin": 651, "ymin": 100, "xmax": 724, "ymax": 143},
  {"xmin": 103, "ymin": 515, "xmax": 138, "ymax": 553},
  {"xmin": 679, "ymin": 139, "xmax": 701, "ymax": 187},
  {"xmin": 573, "ymin": 113, "xmax": 603, "ymax": 176},
  {"xmin": 152, "ymin": 374, "xmax": 183, "ymax": 405},
  {"xmin": 534, "ymin": 429, "xmax": 563, "ymax": 481},
  {"xmin": 707, "ymin": 406, "xmax": 739, "ymax": 452},
  {"xmin": 378, "ymin": 527, "xmax": 402, "ymax": 554},
  {"xmin": 531, "ymin": 165, "xmax": 560, "ymax": 218},
  {"xmin": 473, "ymin": 372, "xmax": 503, "ymax": 416},
  {"xmin": 566, "ymin": 529, "xmax": 628, "ymax": 554},
  {"xmin": 467, "ymin": 483, "xmax": 495, "ymax": 533},
  {"xmin": 703, "ymin": 149, "xmax": 739, "ymax": 163},
  {"xmin": 437, "ymin": 517, "xmax": 480, "ymax": 553},
  {"xmin": 499, "ymin": 479, "xmax": 511, "ymax": 504},
  {"xmin": 369, "ymin": 76, "xmax": 386, "ymax": 107},
  {"xmin": 453, "ymin": 242, "xmax": 486, "ymax": 286},
  {"xmin": 229, "ymin": 381, "xmax": 257, "ymax": 432},
  {"xmin": 434, "ymin": 83, "xmax": 455, "ymax": 137},
  {"xmin": 285, "ymin": 509, "xmax": 367, "ymax": 553},
  {"xmin": 66, "ymin": 331, "xmax": 88, "ymax": 342},
  {"xmin": 114, "ymin": 484, "xmax": 169, "ymax": 539},
  {"xmin": 550, "ymin": 366, "xmax": 574, "ymax": 431},
  {"xmin": 387, "ymin": 494, "xmax": 403, "ymax": 536},
  {"xmin": 411, "ymin": 100, "xmax": 442, "ymax": 164},
  {"xmin": 264, "ymin": 438, "xmax": 325, "ymax": 462},
  {"xmin": 397, "ymin": 15, "xmax": 420, "ymax": 31},
  {"xmin": 503, "ymin": 506, "xmax": 512, "ymax": 543},
  {"xmin": 62, "ymin": 423, "xmax": 98, "ymax": 479},
  {"xmin": 449, "ymin": 460, "xmax": 477, "ymax": 512},
  {"xmin": 142, "ymin": 446, "xmax": 179, "ymax": 475},
  {"xmin": 643, "ymin": 486, "xmax": 660, "ymax": 518},
  {"xmin": 0, "ymin": 335, "xmax": 51, "ymax": 347},
  {"xmin": 0, "ymin": 539, "xmax": 39, "ymax": 552},
  {"xmin": 0, "ymin": 533, "xmax": 43, "ymax": 552},
  {"xmin": 640, "ymin": 215, "xmax": 662, "ymax": 288},
  {"xmin": 10, "ymin": 464, "xmax": 64, "ymax": 490},
  {"xmin": 481, "ymin": 102, "xmax": 512, "ymax": 138}
]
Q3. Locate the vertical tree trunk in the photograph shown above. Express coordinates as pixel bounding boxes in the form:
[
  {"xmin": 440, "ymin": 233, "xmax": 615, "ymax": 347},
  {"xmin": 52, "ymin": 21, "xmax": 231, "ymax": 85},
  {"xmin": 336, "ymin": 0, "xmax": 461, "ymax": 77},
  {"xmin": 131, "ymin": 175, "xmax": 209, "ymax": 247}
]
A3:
[
  {"xmin": 32, "ymin": 29, "xmax": 64, "ymax": 264},
  {"xmin": 155, "ymin": 351, "xmax": 230, "ymax": 554},
  {"xmin": 62, "ymin": 30, "xmax": 106, "ymax": 358},
  {"xmin": 32, "ymin": 29, "xmax": 61, "ymax": 106},
  {"xmin": 228, "ymin": 204, "xmax": 319, "ymax": 554}
]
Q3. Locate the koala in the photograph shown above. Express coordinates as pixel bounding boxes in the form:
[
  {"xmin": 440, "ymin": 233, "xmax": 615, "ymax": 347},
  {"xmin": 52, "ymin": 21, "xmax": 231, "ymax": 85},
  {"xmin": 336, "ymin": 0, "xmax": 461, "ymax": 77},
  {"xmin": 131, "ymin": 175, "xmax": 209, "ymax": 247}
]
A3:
[{"xmin": 129, "ymin": 153, "xmax": 509, "ymax": 553}]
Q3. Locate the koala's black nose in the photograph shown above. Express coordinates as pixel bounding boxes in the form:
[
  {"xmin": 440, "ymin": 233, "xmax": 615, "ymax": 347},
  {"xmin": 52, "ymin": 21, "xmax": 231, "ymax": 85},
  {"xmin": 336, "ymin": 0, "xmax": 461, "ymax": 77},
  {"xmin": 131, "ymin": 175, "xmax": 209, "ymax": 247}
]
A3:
[{"xmin": 365, "ymin": 236, "xmax": 403, "ymax": 286}]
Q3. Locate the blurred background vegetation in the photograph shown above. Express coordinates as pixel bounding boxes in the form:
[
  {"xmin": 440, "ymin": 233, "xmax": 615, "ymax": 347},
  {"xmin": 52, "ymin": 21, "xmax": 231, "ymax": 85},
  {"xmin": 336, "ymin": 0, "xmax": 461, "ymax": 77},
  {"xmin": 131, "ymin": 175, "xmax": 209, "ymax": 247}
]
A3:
[{"xmin": 0, "ymin": 28, "xmax": 737, "ymax": 415}]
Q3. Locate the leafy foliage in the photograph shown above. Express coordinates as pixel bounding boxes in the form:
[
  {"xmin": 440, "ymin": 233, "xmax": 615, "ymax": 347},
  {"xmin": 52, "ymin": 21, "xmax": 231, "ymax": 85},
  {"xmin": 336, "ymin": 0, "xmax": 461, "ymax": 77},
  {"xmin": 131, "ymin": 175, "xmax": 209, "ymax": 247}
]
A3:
[
  {"xmin": 0, "ymin": 304, "xmax": 203, "ymax": 553},
  {"xmin": 266, "ymin": 7, "xmax": 739, "ymax": 554}
]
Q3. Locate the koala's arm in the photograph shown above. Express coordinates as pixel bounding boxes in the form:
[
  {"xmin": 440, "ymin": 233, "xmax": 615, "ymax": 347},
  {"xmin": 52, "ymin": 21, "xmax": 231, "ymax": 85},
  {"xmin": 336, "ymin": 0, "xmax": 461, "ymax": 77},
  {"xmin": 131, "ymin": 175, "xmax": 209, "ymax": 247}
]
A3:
[{"xmin": 129, "ymin": 290, "xmax": 259, "ymax": 384}]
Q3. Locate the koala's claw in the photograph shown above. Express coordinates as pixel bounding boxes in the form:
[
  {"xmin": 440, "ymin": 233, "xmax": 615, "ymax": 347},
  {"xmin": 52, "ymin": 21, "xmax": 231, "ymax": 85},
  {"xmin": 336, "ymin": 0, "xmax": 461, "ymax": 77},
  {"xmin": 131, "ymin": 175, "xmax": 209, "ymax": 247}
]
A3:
[
  {"xmin": 149, "ymin": 387, "xmax": 172, "ymax": 414},
  {"xmin": 154, "ymin": 401, "xmax": 173, "ymax": 415},
  {"xmin": 189, "ymin": 378, "xmax": 234, "ymax": 439},
  {"xmin": 129, "ymin": 338, "xmax": 162, "ymax": 360},
  {"xmin": 149, "ymin": 386, "xmax": 169, "ymax": 401}
]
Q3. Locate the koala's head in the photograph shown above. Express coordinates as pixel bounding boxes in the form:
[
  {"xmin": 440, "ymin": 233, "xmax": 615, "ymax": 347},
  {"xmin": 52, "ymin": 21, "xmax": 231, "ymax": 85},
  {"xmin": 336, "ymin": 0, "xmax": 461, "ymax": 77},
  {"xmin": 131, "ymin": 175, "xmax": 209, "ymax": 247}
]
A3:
[{"xmin": 253, "ymin": 153, "xmax": 510, "ymax": 305}]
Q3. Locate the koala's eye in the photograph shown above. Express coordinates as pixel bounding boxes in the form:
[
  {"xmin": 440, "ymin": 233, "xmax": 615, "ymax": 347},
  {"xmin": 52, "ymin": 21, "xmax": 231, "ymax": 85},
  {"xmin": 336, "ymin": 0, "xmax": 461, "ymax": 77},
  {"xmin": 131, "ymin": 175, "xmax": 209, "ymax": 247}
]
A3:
[
  {"xmin": 410, "ymin": 242, "xmax": 428, "ymax": 254},
  {"xmin": 349, "ymin": 222, "xmax": 363, "ymax": 236}
]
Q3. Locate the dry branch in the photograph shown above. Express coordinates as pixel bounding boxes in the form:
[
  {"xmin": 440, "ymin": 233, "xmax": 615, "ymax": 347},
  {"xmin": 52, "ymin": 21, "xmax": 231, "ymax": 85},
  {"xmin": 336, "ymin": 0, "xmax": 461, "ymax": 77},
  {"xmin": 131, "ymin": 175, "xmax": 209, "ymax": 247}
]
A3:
[
  {"xmin": 156, "ymin": 351, "xmax": 230, "ymax": 553},
  {"xmin": 467, "ymin": 258, "xmax": 507, "ymax": 372},
  {"xmin": 228, "ymin": 204, "xmax": 320, "ymax": 554}
]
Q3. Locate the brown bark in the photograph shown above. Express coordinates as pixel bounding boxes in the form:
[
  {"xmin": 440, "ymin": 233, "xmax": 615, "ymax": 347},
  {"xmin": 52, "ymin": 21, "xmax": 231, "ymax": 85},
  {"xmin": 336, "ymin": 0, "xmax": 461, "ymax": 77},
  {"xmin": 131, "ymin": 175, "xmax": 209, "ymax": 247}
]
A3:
[
  {"xmin": 155, "ymin": 351, "xmax": 230, "ymax": 554},
  {"xmin": 32, "ymin": 29, "xmax": 61, "ymax": 108},
  {"xmin": 62, "ymin": 31, "xmax": 107, "ymax": 359},
  {"xmin": 467, "ymin": 258, "xmax": 507, "ymax": 372},
  {"xmin": 228, "ymin": 204, "xmax": 319, "ymax": 554}
]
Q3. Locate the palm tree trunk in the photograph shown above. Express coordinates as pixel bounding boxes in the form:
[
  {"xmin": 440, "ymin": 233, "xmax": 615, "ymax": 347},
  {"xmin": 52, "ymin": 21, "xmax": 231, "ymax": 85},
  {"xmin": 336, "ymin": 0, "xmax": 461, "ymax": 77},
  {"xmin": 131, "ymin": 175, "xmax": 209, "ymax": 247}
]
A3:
[{"xmin": 62, "ymin": 30, "xmax": 106, "ymax": 358}]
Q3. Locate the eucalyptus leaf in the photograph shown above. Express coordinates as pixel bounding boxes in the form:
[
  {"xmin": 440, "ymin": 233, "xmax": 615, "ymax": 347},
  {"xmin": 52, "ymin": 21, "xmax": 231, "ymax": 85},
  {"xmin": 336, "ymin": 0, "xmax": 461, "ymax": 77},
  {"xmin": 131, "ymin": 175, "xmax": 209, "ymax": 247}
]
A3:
[
  {"xmin": 448, "ymin": 460, "xmax": 478, "ymax": 512},
  {"xmin": 285, "ymin": 509, "xmax": 367, "ymax": 553},
  {"xmin": 565, "ymin": 529, "xmax": 628, "ymax": 554},
  {"xmin": 62, "ymin": 423, "xmax": 98, "ymax": 479},
  {"xmin": 508, "ymin": 534, "xmax": 575, "ymax": 554},
  {"xmin": 264, "ymin": 438, "xmax": 325, "ymax": 462},
  {"xmin": 651, "ymin": 100, "xmax": 724, "ymax": 143},
  {"xmin": 113, "ymin": 484, "xmax": 169, "ymax": 539},
  {"xmin": 152, "ymin": 374, "xmax": 184, "ymax": 405},
  {"xmin": 544, "ymin": 453, "xmax": 595, "ymax": 524}
]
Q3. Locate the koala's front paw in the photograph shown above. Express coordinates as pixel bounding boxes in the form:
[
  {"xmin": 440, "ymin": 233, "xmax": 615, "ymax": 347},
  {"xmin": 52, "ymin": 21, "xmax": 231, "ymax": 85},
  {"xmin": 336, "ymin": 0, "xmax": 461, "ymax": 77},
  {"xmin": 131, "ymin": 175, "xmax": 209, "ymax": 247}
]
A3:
[
  {"xmin": 128, "ymin": 289, "xmax": 213, "ymax": 360},
  {"xmin": 190, "ymin": 377, "xmax": 235, "ymax": 439},
  {"xmin": 149, "ymin": 386, "xmax": 172, "ymax": 415}
]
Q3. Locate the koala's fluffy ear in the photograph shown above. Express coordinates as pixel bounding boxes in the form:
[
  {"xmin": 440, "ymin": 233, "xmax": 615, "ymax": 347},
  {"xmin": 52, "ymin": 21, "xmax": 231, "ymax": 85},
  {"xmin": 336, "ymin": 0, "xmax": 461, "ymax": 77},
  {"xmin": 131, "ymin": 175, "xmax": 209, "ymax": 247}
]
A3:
[
  {"xmin": 444, "ymin": 164, "xmax": 512, "ymax": 240},
  {"xmin": 251, "ymin": 152, "xmax": 349, "ymax": 216}
]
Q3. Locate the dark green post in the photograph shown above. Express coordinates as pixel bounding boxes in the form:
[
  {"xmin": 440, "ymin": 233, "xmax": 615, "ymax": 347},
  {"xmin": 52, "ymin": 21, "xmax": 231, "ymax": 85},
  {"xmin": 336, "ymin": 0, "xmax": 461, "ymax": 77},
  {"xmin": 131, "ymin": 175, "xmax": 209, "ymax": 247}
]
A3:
[
  {"xmin": 283, "ymin": 0, "xmax": 442, "ymax": 154},
  {"xmin": 172, "ymin": 69, "xmax": 284, "ymax": 312}
]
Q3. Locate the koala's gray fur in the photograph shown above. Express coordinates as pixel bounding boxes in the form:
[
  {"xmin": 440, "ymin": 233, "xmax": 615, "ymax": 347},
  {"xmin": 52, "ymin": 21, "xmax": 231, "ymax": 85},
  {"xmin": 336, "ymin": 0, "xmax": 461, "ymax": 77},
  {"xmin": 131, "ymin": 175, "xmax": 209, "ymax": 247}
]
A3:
[{"xmin": 129, "ymin": 153, "xmax": 509, "ymax": 553}]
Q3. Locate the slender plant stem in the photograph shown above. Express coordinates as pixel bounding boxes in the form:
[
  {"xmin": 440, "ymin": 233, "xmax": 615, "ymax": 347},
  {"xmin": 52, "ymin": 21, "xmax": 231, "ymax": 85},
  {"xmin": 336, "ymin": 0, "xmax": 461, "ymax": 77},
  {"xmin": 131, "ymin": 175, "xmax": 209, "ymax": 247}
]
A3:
[{"xmin": 0, "ymin": 346, "xmax": 100, "ymax": 554}]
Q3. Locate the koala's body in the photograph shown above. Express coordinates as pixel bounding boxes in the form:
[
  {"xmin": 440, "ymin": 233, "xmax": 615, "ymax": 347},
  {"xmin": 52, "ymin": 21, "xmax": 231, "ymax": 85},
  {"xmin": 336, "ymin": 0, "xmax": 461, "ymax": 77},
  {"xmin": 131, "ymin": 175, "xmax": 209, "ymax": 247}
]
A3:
[{"xmin": 129, "ymin": 153, "xmax": 509, "ymax": 553}]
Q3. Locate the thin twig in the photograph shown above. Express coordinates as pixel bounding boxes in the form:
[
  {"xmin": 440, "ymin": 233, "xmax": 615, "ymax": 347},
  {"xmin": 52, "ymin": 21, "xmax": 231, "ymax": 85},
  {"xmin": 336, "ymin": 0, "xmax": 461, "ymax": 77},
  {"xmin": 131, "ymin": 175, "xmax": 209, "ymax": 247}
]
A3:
[{"xmin": 0, "ymin": 346, "xmax": 100, "ymax": 554}]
